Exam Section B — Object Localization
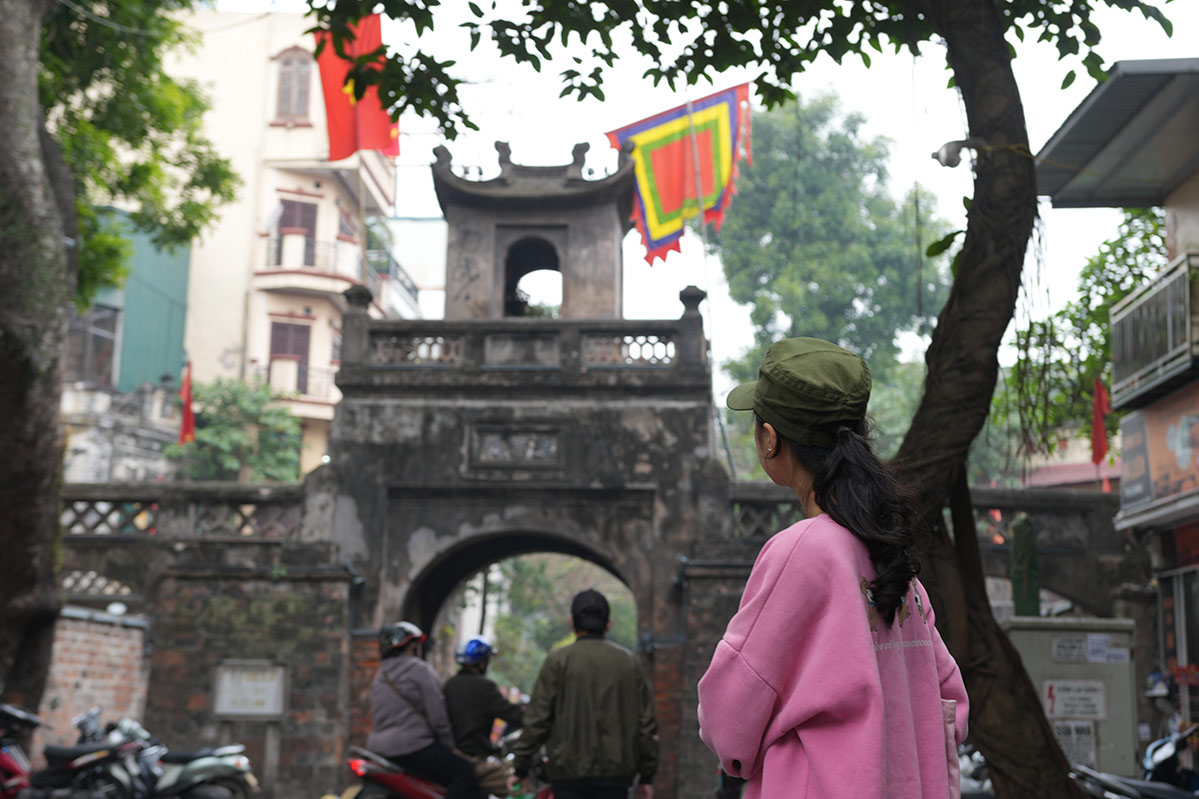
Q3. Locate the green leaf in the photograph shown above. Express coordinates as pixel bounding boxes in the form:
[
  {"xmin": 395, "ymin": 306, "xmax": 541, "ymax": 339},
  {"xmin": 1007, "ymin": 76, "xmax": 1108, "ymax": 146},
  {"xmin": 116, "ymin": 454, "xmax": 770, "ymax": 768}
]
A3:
[
  {"xmin": 1061, "ymin": 70, "xmax": 1076, "ymax": 90},
  {"xmin": 468, "ymin": 2, "xmax": 483, "ymax": 17},
  {"xmin": 962, "ymin": 196, "xmax": 972, "ymax": 212},
  {"xmin": 926, "ymin": 230, "xmax": 964, "ymax": 257}
]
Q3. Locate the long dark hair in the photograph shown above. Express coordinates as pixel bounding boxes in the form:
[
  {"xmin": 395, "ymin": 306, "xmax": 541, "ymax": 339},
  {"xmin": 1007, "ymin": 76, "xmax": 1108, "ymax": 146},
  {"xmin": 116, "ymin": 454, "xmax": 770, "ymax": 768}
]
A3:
[{"xmin": 759, "ymin": 414, "xmax": 918, "ymax": 625}]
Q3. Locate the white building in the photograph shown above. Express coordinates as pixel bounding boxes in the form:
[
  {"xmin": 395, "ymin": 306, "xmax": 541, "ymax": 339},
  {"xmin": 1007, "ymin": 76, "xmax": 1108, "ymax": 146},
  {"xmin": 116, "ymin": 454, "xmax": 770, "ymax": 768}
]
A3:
[{"xmin": 167, "ymin": 10, "xmax": 424, "ymax": 474}]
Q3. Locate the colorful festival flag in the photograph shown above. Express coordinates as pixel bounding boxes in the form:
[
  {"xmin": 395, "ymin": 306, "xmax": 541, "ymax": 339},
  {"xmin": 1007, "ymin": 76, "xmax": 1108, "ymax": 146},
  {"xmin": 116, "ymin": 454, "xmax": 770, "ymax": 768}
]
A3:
[
  {"xmin": 178, "ymin": 361, "xmax": 195, "ymax": 445},
  {"xmin": 606, "ymin": 84, "xmax": 752, "ymax": 263},
  {"xmin": 314, "ymin": 14, "xmax": 400, "ymax": 161}
]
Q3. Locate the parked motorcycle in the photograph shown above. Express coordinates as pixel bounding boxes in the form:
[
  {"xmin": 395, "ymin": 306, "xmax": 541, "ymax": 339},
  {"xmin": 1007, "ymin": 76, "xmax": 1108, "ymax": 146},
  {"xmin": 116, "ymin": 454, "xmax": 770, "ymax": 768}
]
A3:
[
  {"xmin": 74, "ymin": 710, "xmax": 257, "ymax": 799},
  {"xmin": 1070, "ymin": 723, "xmax": 1199, "ymax": 799},
  {"xmin": 1, "ymin": 703, "xmax": 44, "ymax": 799}
]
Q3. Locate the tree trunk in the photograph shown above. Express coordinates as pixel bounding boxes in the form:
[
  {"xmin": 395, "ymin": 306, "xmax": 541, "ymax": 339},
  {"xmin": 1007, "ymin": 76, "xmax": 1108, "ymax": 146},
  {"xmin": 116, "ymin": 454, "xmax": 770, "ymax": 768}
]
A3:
[
  {"xmin": 893, "ymin": 1, "xmax": 1085, "ymax": 797},
  {"xmin": 0, "ymin": 0, "xmax": 70, "ymax": 713}
]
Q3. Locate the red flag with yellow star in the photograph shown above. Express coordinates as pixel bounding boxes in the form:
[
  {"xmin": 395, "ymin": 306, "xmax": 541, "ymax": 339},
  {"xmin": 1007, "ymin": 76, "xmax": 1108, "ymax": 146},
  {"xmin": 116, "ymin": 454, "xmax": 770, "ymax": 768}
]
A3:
[{"xmin": 315, "ymin": 14, "xmax": 399, "ymax": 160}]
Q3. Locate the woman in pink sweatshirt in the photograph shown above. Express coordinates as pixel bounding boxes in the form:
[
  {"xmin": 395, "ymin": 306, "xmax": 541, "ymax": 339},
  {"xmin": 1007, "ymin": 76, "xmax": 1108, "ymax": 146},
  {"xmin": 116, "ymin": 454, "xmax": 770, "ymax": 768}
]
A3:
[{"xmin": 698, "ymin": 337, "xmax": 969, "ymax": 799}]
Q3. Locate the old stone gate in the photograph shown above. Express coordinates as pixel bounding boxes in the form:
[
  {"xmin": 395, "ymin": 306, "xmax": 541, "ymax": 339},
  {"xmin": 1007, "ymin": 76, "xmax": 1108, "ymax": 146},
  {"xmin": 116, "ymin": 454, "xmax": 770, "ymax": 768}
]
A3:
[{"xmin": 51, "ymin": 143, "xmax": 1153, "ymax": 799}]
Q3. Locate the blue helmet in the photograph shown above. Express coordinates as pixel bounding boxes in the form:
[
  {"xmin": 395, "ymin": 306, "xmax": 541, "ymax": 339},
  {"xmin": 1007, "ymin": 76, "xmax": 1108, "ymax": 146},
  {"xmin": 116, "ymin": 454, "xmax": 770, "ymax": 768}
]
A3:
[{"xmin": 456, "ymin": 635, "xmax": 495, "ymax": 666}]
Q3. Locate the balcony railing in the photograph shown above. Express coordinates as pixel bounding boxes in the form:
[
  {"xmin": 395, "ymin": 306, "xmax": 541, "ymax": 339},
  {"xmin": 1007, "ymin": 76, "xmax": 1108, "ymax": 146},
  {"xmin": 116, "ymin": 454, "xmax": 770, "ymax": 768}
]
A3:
[
  {"xmin": 266, "ymin": 236, "xmax": 364, "ymax": 281},
  {"xmin": 1110, "ymin": 252, "xmax": 1199, "ymax": 409},
  {"xmin": 367, "ymin": 249, "xmax": 420, "ymax": 307},
  {"xmin": 252, "ymin": 361, "xmax": 339, "ymax": 401},
  {"xmin": 336, "ymin": 285, "xmax": 709, "ymax": 395}
]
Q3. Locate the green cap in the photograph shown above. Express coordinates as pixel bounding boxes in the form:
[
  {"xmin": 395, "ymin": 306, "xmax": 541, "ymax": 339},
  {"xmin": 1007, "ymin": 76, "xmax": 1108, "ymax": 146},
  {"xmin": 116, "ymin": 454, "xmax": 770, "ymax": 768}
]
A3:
[{"xmin": 726, "ymin": 337, "xmax": 871, "ymax": 448}]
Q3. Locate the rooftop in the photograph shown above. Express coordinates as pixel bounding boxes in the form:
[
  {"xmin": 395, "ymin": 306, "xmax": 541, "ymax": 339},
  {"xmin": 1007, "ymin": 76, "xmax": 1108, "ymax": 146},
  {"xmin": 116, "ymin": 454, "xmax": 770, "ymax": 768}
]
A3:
[{"xmin": 1035, "ymin": 58, "xmax": 1199, "ymax": 208}]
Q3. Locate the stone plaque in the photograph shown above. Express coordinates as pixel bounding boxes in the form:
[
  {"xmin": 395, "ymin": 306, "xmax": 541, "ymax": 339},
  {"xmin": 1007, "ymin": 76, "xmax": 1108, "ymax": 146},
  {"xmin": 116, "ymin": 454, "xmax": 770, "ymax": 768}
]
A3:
[
  {"xmin": 470, "ymin": 427, "xmax": 562, "ymax": 469},
  {"xmin": 214, "ymin": 660, "xmax": 286, "ymax": 719}
]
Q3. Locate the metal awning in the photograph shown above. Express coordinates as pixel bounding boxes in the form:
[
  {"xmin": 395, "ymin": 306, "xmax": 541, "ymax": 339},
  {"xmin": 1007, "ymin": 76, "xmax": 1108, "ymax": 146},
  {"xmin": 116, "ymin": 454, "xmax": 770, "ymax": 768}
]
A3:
[{"xmin": 1035, "ymin": 59, "xmax": 1199, "ymax": 208}]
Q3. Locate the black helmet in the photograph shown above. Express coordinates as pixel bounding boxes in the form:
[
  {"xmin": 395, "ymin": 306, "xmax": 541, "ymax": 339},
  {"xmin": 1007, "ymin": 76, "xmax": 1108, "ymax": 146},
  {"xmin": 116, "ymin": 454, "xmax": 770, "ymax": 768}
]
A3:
[{"xmin": 379, "ymin": 621, "xmax": 425, "ymax": 654}]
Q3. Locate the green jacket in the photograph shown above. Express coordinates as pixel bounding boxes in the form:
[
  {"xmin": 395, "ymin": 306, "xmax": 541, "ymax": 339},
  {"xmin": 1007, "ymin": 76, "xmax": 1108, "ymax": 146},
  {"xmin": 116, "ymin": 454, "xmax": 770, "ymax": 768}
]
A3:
[{"xmin": 511, "ymin": 635, "xmax": 658, "ymax": 784}]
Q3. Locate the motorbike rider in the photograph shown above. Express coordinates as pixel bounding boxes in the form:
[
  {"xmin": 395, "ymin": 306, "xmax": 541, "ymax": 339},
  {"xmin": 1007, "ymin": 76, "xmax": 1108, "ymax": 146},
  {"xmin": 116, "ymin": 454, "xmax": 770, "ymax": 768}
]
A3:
[
  {"xmin": 443, "ymin": 635, "xmax": 524, "ymax": 758},
  {"xmin": 366, "ymin": 621, "xmax": 476, "ymax": 799},
  {"xmin": 443, "ymin": 635, "xmax": 524, "ymax": 797}
]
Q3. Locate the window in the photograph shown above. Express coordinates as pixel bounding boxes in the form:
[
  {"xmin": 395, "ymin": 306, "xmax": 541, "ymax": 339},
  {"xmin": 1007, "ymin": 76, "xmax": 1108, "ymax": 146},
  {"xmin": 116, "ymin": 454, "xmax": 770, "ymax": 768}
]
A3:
[
  {"xmin": 274, "ymin": 200, "xmax": 317, "ymax": 265},
  {"xmin": 331, "ymin": 329, "xmax": 342, "ymax": 364},
  {"xmin": 65, "ymin": 305, "xmax": 119, "ymax": 385},
  {"xmin": 275, "ymin": 48, "xmax": 311, "ymax": 123},
  {"xmin": 270, "ymin": 321, "xmax": 311, "ymax": 394}
]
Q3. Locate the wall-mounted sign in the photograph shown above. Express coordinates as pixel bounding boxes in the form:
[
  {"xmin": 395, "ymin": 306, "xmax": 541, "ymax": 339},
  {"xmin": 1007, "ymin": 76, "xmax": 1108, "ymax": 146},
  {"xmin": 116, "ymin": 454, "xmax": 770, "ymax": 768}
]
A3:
[
  {"xmin": 1042, "ymin": 679, "xmax": 1106, "ymax": 720},
  {"xmin": 1121, "ymin": 382, "xmax": 1199, "ymax": 508},
  {"xmin": 1053, "ymin": 720, "xmax": 1097, "ymax": 768},
  {"xmin": 214, "ymin": 660, "xmax": 286, "ymax": 719}
]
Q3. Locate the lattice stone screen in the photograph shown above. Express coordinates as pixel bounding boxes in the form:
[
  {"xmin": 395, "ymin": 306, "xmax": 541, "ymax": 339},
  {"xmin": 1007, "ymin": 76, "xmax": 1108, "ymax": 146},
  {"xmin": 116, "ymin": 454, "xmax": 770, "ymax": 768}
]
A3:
[
  {"xmin": 582, "ymin": 333, "xmax": 676, "ymax": 367},
  {"xmin": 61, "ymin": 499, "xmax": 158, "ymax": 536},
  {"xmin": 370, "ymin": 333, "xmax": 464, "ymax": 366}
]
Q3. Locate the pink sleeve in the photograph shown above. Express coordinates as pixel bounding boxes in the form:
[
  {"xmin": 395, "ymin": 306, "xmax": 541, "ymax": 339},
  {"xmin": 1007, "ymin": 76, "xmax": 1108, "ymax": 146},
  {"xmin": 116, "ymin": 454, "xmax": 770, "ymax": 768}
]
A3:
[
  {"xmin": 921, "ymin": 582, "xmax": 969, "ymax": 745},
  {"xmin": 697, "ymin": 522, "xmax": 886, "ymax": 788}
]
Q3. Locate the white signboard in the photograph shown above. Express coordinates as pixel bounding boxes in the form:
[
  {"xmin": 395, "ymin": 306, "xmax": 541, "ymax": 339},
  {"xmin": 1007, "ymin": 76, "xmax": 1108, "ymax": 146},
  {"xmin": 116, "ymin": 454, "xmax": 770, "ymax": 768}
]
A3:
[
  {"xmin": 1053, "ymin": 720, "xmax": 1097, "ymax": 768},
  {"xmin": 1042, "ymin": 679, "xmax": 1106, "ymax": 720},
  {"xmin": 1051, "ymin": 634, "xmax": 1088, "ymax": 663},
  {"xmin": 1086, "ymin": 633, "xmax": 1129, "ymax": 663},
  {"xmin": 214, "ymin": 661, "xmax": 286, "ymax": 719}
]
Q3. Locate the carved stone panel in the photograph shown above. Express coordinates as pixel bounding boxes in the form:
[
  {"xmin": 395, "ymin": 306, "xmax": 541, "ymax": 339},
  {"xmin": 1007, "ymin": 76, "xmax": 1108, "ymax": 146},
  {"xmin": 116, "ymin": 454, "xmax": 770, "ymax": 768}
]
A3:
[{"xmin": 468, "ymin": 425, "xmax": 563, "ymax": 472}]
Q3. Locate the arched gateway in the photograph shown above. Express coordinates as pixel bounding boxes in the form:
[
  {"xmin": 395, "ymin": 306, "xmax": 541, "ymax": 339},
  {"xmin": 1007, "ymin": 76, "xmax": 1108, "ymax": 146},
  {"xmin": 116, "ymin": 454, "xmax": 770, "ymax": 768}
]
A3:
[
  {"xmin": 53, "ymin": 143, "xmax": 1150, "ymax": 799},
  {"xmin": 332, "ymin": 142, "xmax": 734, "ymax": 798}
]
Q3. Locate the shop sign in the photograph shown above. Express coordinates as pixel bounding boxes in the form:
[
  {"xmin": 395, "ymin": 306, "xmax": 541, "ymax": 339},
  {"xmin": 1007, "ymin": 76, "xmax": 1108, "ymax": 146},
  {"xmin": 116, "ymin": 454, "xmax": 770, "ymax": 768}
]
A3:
[{"xmin": 1120, "ymin": 382, "xmax": 1199, "ymax": 508}]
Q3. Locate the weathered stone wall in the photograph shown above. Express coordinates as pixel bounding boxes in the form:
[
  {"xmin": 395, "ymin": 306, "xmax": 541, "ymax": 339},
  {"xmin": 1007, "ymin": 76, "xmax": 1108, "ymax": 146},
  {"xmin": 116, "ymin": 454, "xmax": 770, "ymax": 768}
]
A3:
[
  {"xmin": 32, "ymin": 608, "xmax": 150, "ymax": 760},
  {"xmin": 145, "ymin": 573, "xmax": 351, "ymax": 798}
]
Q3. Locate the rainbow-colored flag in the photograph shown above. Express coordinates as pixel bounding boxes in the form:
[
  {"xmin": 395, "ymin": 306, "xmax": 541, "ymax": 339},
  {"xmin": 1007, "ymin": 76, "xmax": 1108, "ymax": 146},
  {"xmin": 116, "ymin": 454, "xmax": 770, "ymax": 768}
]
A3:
[{"xmin": 606, "ymin": 84, "xmax": 752, "ymax": 263}]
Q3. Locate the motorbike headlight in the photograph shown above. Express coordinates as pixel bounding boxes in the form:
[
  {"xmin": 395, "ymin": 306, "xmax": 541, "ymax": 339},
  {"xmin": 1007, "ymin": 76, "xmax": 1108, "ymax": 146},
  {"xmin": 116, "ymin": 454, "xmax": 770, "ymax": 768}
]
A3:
[{"xmin": 232, "ymin": 755, "xmax": 250, "ymax": 770}]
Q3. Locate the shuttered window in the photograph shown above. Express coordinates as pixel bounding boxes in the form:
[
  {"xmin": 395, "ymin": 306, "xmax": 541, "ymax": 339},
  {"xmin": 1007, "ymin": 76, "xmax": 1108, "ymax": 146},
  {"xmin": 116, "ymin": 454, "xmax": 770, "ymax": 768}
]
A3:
[{"xmin": 275, "ymin": 49, "xmax": 311, "ymax": 122}]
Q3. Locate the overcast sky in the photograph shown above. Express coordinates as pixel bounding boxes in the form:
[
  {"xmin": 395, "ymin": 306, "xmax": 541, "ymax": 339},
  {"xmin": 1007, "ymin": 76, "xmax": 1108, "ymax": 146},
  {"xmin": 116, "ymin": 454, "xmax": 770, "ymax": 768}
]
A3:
[{"xmin": 222, "ymin": 0, "xmax": 1195, "ymax": 392}]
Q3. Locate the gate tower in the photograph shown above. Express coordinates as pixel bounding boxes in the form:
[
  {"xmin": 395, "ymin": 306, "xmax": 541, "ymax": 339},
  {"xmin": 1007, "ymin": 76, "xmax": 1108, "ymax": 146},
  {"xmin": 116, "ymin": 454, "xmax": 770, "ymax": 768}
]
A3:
[{"xmin": 331, "ymin": 142, "xmax": 736, "ymax": 798}]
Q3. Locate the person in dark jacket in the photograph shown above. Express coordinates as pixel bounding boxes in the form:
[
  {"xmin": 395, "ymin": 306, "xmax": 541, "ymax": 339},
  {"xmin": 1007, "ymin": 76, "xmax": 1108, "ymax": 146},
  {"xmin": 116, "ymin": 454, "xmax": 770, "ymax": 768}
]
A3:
[
  {"xmin": 511, "ymin": 590, "xmax": 658, "ymax": 799},
  {"xmin": 443, "ymin": 635, "xmax": 524, "ymax": 757},
  {"xmin": 366, "ymin": 621, "xmax": 476, "ymax": 799}
]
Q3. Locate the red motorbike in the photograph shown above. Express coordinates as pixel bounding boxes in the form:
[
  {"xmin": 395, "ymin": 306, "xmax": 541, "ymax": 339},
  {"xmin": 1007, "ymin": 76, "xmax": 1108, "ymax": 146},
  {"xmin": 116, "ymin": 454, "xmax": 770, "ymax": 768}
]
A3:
[
  {"xmin": 343, "ymin": 747, "xmax": 443, "ymax": 799},
  {"xmin": 340, "ymin": 747, "xmax": 552, "ymax": 799},
  {"xmin": 1, "ymin": 703, "xmax": 41, "ymax": 798}
]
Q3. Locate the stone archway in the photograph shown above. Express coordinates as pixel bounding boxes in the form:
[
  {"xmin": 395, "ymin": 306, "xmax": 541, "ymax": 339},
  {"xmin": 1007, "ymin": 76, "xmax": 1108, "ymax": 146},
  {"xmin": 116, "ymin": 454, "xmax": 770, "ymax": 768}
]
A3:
[
  {"xmin": 502, "ymin": 236, "xmax": 561, "ymax": 317},
  {"xmin": 401, "ymin": 529, "xmax": 631, "ymax": 635}
]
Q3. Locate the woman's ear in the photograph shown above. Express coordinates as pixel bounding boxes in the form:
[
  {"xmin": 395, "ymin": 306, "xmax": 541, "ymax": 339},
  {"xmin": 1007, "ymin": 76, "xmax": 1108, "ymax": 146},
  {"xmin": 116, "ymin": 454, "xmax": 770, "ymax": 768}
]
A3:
[{"xmin": 759, "ymin": 421, "xmax": 780, "ymax": 459}]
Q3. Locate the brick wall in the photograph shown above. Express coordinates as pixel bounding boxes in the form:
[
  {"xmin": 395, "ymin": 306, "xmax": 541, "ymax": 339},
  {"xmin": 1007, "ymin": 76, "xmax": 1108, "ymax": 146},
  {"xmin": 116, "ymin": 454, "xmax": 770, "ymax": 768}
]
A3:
[
  {"xmin": 348, "ymin": 632, "xmax": 378, "ymax": 748},
  {"xmin": 33, "ymin": 607, "xmax": 149, "ymax": 762},
  {"xmin": 144, "ymin": 573, "xmax": 351, "ymax": 799}
]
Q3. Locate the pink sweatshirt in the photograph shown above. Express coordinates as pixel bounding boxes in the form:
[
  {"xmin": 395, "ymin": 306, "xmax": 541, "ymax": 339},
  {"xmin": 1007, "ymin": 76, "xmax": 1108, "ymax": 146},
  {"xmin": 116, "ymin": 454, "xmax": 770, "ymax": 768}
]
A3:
[{"xmin": 698, "ymin": 514, "xmax": 969, "ymax": 799}]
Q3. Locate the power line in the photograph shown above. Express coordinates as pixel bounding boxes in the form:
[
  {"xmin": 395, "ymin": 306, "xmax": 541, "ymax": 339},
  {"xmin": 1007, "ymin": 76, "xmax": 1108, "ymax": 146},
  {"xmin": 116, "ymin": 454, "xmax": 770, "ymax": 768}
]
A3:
[{"xmin": 57, "ymin": 0, "xmax": 165, "ymax": 36}]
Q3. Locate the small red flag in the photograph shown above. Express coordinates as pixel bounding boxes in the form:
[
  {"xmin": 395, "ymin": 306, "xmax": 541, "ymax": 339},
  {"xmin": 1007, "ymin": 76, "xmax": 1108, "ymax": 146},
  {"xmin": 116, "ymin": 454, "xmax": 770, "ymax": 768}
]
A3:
[
  {"xmin": 179, "ymin": 362, "xmax": 195, "ymax": 445},
  {"xmin": 315, "ymin": 15, "xmax": 399, "ymax": 161},
  {"xmin": 1091, "ymin": 377, "xmax": 1111, "ymax": 465}
]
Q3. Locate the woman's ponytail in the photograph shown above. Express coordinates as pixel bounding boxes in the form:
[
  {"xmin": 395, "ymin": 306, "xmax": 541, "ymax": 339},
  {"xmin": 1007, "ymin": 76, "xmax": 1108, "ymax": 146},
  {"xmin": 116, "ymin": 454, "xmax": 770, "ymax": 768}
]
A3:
[{"xmin": 794, "ymin": 423, "xmax": 918, "ymax": 626}]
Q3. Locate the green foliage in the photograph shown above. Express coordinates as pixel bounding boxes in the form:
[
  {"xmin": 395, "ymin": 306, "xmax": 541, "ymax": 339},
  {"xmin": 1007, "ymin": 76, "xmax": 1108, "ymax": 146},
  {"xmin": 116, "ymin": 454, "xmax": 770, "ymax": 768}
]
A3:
[
  {"xmin": 1001, "ymin": 208, "xmax": 1166, "ymax": 458},
  {"xmin": 481, "ymin": 555, "xmax": 637, "ymax": 696},
  {"xmin": 311, "ymin": 0, "xmax": 1172, "ymax": 139},
  {"xmin": 165, "ymin": 378, "xmax": 301, "ymax": 482},
  {"xmin": 40, "ymin": 0, "xmax": 239, "ymax": 304},
  {"xmin": 715, "ymin": 95, "xmax": 952, "ymax": 386}
]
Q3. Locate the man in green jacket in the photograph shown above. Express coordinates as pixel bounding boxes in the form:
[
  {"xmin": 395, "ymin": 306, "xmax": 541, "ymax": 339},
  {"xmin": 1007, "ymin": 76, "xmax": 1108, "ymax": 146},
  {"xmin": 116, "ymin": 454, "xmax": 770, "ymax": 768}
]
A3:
[{"xmin": 511, "ymin": 589, "xmax": 658, "ymax": 799}]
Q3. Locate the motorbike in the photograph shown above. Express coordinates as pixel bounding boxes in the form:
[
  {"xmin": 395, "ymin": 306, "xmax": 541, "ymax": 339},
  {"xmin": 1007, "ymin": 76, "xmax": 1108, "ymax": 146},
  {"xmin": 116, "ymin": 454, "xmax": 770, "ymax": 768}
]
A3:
[
  {"xmin": 73, "ymin": 709, "xmax": 257, "ymax": 799},
  {"xmin": 1069, "ymin": 723, "xmax": 1199, "ymax": 799},
  {"xmin": 339, "ymin": 729, "xmax": 551, "ymax": 799},
  {"xmin": 1, "ymin": 703, "xmax": 43, "ymax": 799}
]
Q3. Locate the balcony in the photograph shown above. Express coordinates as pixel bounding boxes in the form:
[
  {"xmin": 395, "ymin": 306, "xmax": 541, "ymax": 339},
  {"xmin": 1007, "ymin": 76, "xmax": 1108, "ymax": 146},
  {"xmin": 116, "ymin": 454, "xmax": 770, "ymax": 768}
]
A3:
[
  {"xmin": 1110, "ymin": 252, "xmax": 1199, "ymax": 410},
  {"xmin": 255, "ymin": 233, "xmax": 379, "ymax": 303},
  {"xmin": 252, "ymin": 360, "xmax": 339, "ymax": 409}
]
